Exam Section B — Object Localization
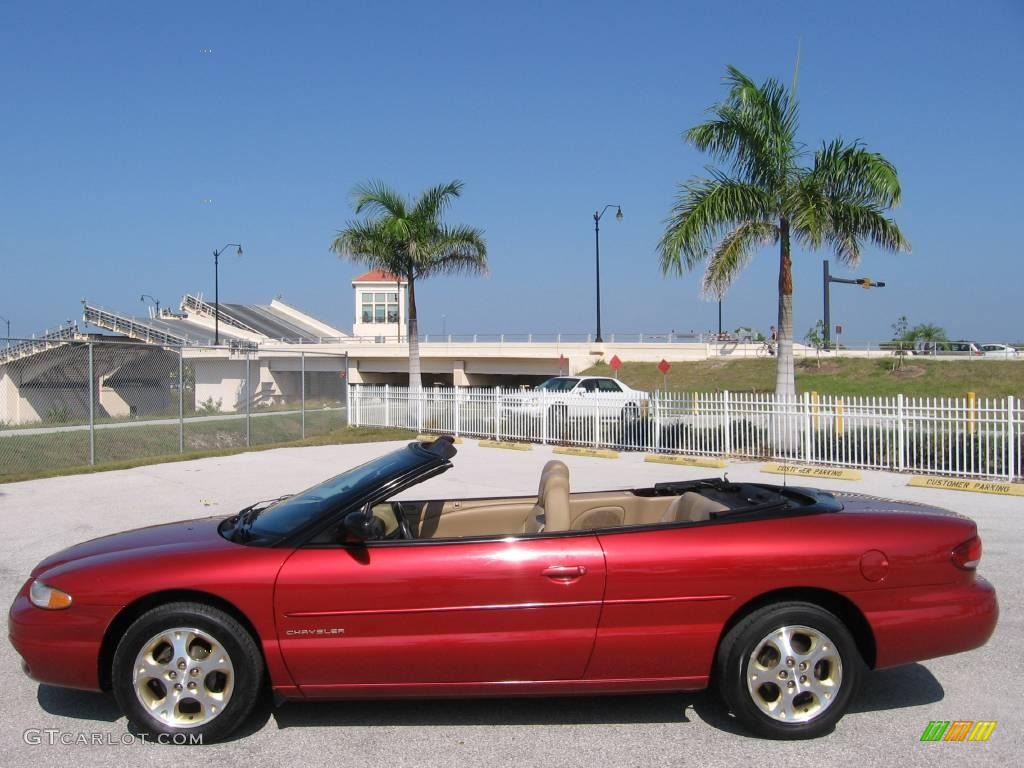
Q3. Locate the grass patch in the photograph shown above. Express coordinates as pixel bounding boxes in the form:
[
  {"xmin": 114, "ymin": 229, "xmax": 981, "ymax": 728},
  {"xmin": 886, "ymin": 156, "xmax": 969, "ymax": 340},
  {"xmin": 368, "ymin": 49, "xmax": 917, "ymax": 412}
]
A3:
[
  {"xmin": 585, "ymin": 358, "xmax": 1024, "ymax": 398},
  {"xmin": 0, "ymin": 422, "xmax": 415, "ymax": 484}
]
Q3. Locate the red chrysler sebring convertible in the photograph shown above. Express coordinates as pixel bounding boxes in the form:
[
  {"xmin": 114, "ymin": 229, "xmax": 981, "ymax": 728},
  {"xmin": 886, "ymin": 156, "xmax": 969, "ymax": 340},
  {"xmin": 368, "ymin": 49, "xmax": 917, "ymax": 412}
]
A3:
[{"xmin": 9, "ymin": 437, "xmax": 997, "ymax": 742}]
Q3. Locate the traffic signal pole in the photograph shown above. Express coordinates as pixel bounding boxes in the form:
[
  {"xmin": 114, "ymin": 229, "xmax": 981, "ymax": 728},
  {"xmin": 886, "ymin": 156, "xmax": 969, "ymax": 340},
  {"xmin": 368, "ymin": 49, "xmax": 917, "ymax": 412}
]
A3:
[{"xmin": 822, "ymin": 259, "xmax": 886, "ymax": 349}]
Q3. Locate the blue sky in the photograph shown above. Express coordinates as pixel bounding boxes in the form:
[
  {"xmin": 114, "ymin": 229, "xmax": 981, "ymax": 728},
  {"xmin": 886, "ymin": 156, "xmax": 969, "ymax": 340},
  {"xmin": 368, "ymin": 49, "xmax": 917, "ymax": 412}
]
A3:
[{"xmin": 2, "ymin": 0, "xmax": 1021, "ymax": 342}]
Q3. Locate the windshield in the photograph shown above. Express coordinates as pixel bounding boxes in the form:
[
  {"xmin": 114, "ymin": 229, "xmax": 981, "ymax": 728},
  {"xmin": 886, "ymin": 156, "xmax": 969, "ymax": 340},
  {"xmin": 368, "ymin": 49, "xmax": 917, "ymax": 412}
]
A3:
[
  {"xmin": 225, "ymin": 446, "xmax": 435, "ymax": 543},
  {"xmin": 537, "ymin": 377, "xmax": 579, "ymax": 392}
]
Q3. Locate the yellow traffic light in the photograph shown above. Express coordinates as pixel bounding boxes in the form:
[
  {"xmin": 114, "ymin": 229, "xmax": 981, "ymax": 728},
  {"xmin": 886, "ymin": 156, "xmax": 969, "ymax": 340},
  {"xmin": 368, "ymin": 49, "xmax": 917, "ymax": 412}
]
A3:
[{"xmin": 860, "ymin": 278, "xmax": 872, "ymax": 288}]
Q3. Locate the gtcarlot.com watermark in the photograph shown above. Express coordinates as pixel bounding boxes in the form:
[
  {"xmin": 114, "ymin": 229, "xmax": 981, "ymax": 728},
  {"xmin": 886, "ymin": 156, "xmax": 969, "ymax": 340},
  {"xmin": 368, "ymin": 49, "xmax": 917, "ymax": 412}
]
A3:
[{"xmin": 24, "ymin": 729, "xmax": 203, "ymax": 746}]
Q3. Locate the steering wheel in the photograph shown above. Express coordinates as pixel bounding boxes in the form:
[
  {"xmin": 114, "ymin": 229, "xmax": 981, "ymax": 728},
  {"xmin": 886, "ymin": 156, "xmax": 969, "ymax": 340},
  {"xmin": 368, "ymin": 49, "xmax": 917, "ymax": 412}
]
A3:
[
  {"xmin": 385, "ymin": 501, "xmax": 413, "ymax": 540},
  {"xmin": 370, "ymin": 502, "xmax": 413, "ymax": 540},
  {"xmin": 396, "ymin": 505, "xmax": 413, "ymax": 540}
]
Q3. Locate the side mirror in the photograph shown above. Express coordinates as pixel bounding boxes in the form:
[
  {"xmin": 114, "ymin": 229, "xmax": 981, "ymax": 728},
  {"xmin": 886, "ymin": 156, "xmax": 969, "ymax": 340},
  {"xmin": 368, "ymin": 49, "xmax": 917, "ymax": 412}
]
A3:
[{"xmin": 343, "ymin": 510, "xmax": 385, "ymax": 542}]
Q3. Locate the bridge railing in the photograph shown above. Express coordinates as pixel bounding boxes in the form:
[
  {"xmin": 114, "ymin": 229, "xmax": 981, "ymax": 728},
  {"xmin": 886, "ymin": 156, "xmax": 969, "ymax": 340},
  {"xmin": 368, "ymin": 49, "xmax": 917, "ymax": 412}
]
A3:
[
  {"xmin": 180, "ymin": 294, "xmax": 262, "ymax": 334},
  {"xmin": 0, "ymin": 324, "xmax": 83, "ymax": 364},
  {"xmin": 82, "ymin": 303, "xmax": 190, "ymax": 346}
]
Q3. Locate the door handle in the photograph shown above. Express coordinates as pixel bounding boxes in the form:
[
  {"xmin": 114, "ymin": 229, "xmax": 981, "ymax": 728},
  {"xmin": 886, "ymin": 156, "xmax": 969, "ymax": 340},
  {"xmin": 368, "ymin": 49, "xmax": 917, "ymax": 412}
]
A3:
[{"xmin": 542, "ymin": 565, "xmax": 587, "ymax": 580}]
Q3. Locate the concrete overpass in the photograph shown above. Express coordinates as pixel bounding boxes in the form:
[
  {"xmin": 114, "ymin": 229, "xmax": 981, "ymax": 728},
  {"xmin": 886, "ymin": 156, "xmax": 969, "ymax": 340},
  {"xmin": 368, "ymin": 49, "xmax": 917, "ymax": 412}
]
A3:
[{"xmin": 1, "ymin": 292, "xmax": 843, "ymax": 426}]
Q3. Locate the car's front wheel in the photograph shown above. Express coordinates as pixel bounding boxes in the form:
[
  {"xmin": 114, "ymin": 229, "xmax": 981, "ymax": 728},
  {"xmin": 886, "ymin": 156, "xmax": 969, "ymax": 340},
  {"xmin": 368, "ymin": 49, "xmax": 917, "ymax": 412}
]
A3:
[
  {"xmin": 715, "ymin": 601, "xmax": 863, "ymax": 739},
  {"xmin": 112, "ymin": 602, "xmax": 264, "ymax": 743}
]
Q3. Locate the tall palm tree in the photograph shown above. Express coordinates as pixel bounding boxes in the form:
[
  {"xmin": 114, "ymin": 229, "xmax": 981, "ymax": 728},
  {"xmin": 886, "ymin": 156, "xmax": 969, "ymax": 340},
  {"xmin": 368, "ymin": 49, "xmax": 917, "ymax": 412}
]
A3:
[
  {"xmin": 331, "ymin": 180, "xmax": 487, "ymax": 391},
  {"xmin": 658, "ymin": 66, "xmax": 910, "ymax": 399}
]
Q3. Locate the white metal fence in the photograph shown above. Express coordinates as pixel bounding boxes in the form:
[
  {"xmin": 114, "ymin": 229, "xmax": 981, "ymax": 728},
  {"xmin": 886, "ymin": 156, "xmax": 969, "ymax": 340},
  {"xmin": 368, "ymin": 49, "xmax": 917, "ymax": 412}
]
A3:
[{"xmin": 349, "ymin": 385, "xmax": 1023, "ymax": 481}]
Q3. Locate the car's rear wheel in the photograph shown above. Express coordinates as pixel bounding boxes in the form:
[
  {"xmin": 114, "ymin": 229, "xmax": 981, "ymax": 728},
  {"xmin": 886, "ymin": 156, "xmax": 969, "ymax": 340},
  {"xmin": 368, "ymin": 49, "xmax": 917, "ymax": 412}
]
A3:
[
  {"xmin": 715, "ymin": 601, "xmax": 863, "ymax": 739},
  {"xmin": 112, "ymin": 602, "xmax": 263, "ymax": 743},
  {"xmin": 548, "ymin": 404, "xmax": 568, "ymax": 441}
]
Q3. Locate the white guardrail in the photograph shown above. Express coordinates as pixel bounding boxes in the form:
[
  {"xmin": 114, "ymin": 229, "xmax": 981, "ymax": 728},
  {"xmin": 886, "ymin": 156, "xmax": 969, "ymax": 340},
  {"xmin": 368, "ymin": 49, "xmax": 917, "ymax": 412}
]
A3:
[{"xmin": 348, "ymin": 385, "xmax": 1023, "ymax": 481}]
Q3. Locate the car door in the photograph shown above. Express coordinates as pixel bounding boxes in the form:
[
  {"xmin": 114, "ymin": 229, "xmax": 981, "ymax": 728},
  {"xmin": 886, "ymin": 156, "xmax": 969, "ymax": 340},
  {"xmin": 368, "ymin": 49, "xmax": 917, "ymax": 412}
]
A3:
[{"xmin": 274, "ymin": 533, "xmax": 606, "ymax": 694}]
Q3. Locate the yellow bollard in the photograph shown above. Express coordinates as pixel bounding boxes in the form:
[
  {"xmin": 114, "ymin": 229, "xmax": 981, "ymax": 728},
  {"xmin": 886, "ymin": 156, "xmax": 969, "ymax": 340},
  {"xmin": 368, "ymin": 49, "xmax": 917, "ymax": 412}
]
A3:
[
  {"xmin": 967, "ymin": 391, "xmax": 976, "ymax": 436},
  {"xmin": 836, "ymin": 398, "xmax": 844, "ymax": 437}
]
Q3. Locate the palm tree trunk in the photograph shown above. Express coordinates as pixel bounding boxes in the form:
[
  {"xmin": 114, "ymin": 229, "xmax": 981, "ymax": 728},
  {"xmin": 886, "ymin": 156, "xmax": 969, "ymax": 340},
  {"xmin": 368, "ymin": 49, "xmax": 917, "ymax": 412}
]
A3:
[
  {"xmin": 406, "ymin": 275, "xmax": 422, "ymax": 394},
  {"xmin": 774, "ymin": 217, "xmax": 796, "ymax": 400},
  {"xmin": 773, "ymin": 217, "xmax": 798, "ymax": 456}
]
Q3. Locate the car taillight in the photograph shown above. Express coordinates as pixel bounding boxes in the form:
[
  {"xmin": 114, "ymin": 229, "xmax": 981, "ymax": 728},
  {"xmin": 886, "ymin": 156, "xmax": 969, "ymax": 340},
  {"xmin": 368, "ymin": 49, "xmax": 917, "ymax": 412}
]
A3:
[{"xmin": 952, "ymin": 536, "xmax": 982, "ymax": 570}]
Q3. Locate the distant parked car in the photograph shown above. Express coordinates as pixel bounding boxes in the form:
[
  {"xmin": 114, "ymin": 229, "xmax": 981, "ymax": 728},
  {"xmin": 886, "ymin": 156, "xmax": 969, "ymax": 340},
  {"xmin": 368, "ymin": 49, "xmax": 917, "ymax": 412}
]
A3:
[
  {"xmin": 504, "ymin": 375, "xmax": 650, "ymax": 431},
  {"xmin": 912, "ymin": 340, "xmax": 983, "ymax": 356},
  {"xmin": 980, "ymin": 343, "xmax": 1020, "ymax": 359}
]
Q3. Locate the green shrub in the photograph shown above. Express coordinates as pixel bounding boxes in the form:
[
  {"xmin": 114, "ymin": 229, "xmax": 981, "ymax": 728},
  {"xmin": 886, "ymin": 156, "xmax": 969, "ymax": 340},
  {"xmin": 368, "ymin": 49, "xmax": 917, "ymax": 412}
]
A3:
[
  {"xmin": 196, "ymin": 397, "xmax": 223, "ymax": 416},
  {"xmin": 45, "ymin": 405, "xmax": 71, "ymax": 424}
]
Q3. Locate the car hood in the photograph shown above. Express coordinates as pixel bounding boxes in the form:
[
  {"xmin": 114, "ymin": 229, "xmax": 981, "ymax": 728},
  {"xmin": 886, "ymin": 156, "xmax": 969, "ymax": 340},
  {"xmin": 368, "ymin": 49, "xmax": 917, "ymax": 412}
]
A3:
[{"xmin": 31, "ymin": 516, "xmax": 234, "ymax": 578}]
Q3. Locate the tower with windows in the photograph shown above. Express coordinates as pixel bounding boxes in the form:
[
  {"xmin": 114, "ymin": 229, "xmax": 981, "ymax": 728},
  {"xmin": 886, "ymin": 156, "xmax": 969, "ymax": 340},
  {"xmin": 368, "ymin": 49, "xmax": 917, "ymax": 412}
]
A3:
[{"xmin": 351, "ymin": 270, "xmax": 407, "ymax": 340}]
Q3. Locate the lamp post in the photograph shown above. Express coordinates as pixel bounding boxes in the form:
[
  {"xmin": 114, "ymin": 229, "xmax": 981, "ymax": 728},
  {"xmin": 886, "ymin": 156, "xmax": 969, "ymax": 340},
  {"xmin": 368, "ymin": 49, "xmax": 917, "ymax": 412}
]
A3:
[
  {"xmin": 139, "ymin": 294, "xmax": 161, "ymax": 318},
  {"xmin": 593, "ymin": 205, "xmax": 622, "ymax": 343},
  {"xmin": 0, "ymin": 313, "xmax": 9, "ymax": 348},
  {"xmin": 212, "ymin": 244, "xmax": 243, "ymax": 345}
]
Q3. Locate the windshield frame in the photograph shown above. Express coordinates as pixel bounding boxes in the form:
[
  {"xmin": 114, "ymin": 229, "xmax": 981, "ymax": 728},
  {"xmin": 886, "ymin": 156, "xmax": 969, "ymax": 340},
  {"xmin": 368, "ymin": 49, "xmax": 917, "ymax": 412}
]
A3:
[{"xmin": 220, "ymin": 441, "xmax": 450, "ymax": 547}]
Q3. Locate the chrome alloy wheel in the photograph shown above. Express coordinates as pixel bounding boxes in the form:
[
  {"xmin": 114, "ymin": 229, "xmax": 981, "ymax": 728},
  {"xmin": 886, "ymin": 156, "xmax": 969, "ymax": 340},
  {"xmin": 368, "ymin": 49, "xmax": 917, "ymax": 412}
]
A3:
[
  {"xmin": 132, "ymin": 626, "xmax": 235, "ymax": 728},
  {"xmin": 745, "ymin": 624, "xmax": 843, "ymax": 723}
]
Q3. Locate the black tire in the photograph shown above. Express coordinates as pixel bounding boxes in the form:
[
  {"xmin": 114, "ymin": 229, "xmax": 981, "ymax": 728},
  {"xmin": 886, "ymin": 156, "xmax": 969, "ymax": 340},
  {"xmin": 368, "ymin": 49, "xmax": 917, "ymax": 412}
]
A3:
[
  {"xmin": 548, "ymin": 405, "xmax": 568, "ymax": 441},
  {"xmin": 715, "ymin": 601, "xmax": 863, "ymax": 739},
  {"xmin": 619, "ymin": 404, "xmax": 641, "ymax": 446},
  {"xmin": 111, "ymin": 602, "xmax": 264, "ymax": 744}
]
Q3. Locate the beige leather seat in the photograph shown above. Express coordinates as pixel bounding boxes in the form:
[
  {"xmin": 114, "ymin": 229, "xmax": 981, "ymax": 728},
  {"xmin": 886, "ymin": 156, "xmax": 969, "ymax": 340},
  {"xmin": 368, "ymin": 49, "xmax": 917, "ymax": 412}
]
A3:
[
  {"xmin": 538, "ymin": 459, "xmax": 569, "ymax": 495},
  {"xmin": 660, "ymin": 491, "xmax": 730, "ymax": 523},
  {"xmin": 524, "ymin": 460, "xmax": 571, "ymax": 533}
]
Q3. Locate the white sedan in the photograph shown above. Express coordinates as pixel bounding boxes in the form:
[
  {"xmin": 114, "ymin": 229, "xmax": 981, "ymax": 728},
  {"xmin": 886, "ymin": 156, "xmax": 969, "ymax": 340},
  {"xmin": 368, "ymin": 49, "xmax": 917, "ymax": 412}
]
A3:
[
  {"xmin": 503, "ymin": 376, "xmax": 650, "ymax": 425},
  {"xmin": 980, "ymin": 343, "xmax": 1020, "ymax": 359}
]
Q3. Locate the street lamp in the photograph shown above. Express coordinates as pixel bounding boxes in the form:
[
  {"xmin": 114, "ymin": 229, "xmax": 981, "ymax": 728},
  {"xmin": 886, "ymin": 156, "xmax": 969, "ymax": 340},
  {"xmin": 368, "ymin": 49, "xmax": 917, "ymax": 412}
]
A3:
[
  {"xmin": 0, "ymin": 313, "xmax": 9, "ymax": 348},
  {"xmin": 212, "ymin": 244, "xmax": 243, "ymax": 345},
  {"xmin": 139, "ymin": 294, "xmax": 161, "ymax": 318},
  {"xmin": 593, "ymin": 205, "xmax": 623, "ymax": 343}
]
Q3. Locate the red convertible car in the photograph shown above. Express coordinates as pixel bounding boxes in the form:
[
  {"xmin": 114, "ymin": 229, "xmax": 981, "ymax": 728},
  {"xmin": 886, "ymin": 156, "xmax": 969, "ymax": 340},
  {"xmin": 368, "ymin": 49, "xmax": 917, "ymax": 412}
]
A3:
[{"xmin": 9, "ymin": 436, "xmax": 997, "ymax": 742}]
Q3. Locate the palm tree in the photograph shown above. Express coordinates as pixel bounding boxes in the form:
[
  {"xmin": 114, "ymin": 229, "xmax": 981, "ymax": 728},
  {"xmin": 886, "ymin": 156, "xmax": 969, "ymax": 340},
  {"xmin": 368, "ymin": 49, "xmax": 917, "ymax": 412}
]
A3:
[
  {"xmin": 331, "ymin": 180, "xmax": 487, "ymax": 391},
  {"xmin": 906, "ymin": 322, "xmax": 947, "ymax": 343},
  {"xmin": 658, "ymin": 66, "xmax": 910, "ymax": 399}
]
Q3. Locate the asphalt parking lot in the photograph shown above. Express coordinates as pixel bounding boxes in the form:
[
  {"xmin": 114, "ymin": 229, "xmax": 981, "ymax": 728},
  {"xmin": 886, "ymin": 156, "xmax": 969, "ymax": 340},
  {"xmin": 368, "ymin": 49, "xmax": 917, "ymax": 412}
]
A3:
[{"xmin": 0, "ymin": 440, "xmax": 1019, "ymax": 766}]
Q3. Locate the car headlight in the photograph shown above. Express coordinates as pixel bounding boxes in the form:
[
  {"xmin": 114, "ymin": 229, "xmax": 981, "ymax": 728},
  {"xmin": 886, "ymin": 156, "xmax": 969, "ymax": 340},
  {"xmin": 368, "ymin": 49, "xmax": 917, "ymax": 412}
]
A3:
[{"xmin": 29, "ymin": 580, "xmax": 73, "ymax": 610}]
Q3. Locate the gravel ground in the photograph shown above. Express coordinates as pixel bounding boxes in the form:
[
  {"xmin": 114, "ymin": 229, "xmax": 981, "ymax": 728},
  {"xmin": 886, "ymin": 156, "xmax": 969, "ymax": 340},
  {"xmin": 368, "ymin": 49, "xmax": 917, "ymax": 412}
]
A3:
[{"xmin": 0, "ymin": 439, "xmax": 1019, "ymax": 766}]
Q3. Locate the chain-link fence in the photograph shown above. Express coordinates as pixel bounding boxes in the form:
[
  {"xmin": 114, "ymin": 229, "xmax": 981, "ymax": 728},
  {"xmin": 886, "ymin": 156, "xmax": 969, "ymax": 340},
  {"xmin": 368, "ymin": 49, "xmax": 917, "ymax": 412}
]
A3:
[{"xmin": 0, "ymin": 339, "xmax": 348, "ymax": 480}]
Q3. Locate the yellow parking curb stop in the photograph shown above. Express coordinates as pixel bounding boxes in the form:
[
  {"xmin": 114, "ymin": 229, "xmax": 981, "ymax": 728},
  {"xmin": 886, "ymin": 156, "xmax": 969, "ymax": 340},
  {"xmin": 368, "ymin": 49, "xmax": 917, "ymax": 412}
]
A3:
[
  {"xmin": 552, "ymin": 447, "xmax": 619, "ymax": 460},
  {"xmin": 478, "ymin": 440, "xmax": 532, "ymax": 451},
  {"xmin": 645, "ymin": 454, "xmax": 727, "ymax": 469},
  {"xmin": 417, "ymin": 434, "xmax": 463, "ymax": 444},
  {"xmin": 907, "ymin": 477, "xmax": 1024, "ymax": 496},
  {"xmin": 761, "ymin": 463, "xmax": 862, "ymax": 481}
]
